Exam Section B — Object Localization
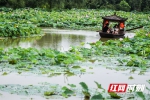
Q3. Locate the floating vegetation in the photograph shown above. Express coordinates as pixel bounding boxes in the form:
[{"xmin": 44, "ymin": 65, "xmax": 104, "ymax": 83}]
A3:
[
  {"xmin": 0, "ymin": 81, "xmax": 149, "ymax": 100},
  {"xmin": 0, "ymin": 83, "xmax": 60, "ymax": 96},
  {"xmin": 0, "ymin": 23, "xmax": 42, "ymax": 37},
  {"xmin": 128, "ymin": 76, "xmax": 134, "ymax": 80},
  {"xmin": 0, "ymin": 8, "xmax": 149, "ymax": 37},
  {"xmin": 2, "ymin": 72, "xmax": 8, "ymax": 76},
  {"xmin": 0, "ymin": 82, "xmax": 106, "ymax": 99}
]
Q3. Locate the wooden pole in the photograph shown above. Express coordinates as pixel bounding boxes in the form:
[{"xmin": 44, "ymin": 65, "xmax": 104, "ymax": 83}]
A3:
[{"xmin": 126, "ymin": 26, "xmax": 143, "ymax": 31}]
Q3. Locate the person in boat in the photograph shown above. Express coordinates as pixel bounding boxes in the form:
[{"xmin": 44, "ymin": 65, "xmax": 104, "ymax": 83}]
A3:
[
  {"xmin": 120, "ymin": 22, "xmax": 125, "ymax": 31},
  {"xmin": 102, "ymin": 23, "xmax": 111, "ymax": 33},
  {"xmin": 113, "ymin": 24, "xmax": 119, "ymax": 34}
]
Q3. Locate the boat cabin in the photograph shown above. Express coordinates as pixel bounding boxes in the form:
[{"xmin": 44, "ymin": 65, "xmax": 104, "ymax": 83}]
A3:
[{"xmin": 99, "ymin": 13, "xmax": 128, "ymax": 38}]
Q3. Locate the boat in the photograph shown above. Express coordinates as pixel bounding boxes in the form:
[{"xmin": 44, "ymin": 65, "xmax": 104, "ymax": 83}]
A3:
[
  {"xmin": 99, "ymin": 32, "xmax": 125, "ymax": 38},
  {"xmin": 98, "ymin": 13, "xmax": 128, "ymax": 38}
]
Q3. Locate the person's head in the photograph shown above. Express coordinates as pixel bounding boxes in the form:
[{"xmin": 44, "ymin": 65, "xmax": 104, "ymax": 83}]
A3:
[
  {"xmin": 106, "ymin": 23, "xmax": 109, "ymax": 26},
  {"xmin": 114, "ymin": 24, "xmax": 118, "ymax": 28}
]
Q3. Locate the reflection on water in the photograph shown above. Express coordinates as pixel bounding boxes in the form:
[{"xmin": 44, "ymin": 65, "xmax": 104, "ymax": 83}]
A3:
[
  {"xmin": 33, "ymin": 33, "xmax": 86, "ymax": 51},
  {"xmin": 0, "ymin": 28, "xmax": 100, "ymax": 51},
  {"xmin": 0, "ymin": 28, "xmax": 134, "ymax": 51},
  {"xmin": 0, "ymin": 37, "xmax": 42, "ymax": 48},
  {"xmin": 99, "ymin": 32, "xmax": 135, "ymax": 42}
]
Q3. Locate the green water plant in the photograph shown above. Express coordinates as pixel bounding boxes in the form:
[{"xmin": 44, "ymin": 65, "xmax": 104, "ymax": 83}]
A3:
[
  {"xmin": 136, "ymin": 92, "xmax": 146, "ymax": 100},
  {"xmin": 0, "ymin": 23, "xmax": 42, "ymax": 37},
  {"xmin": 61, "ymin": 86, "xmax": 75, "ymax": 98},
  {"xmin": 126, "ymin": 55, "xmax": 147, "ymax": 69},
  {"xmin": 44, "ymin": 91, "xmax": 55, "ymax": 96},
  {"xmin": 90, "ymin": 94, "xmax": 104, "ymax": 100},
  {"xmin": 79, "ymin": 82, "xmax": 105, "ymax": 100},
  {"xmin": 108, "ymin": 92, "xmax": 122, "ymax": 99},
  {"xmin": 0, "ymin": 8, "xmax": 149, "ymax": 38},
  {"xmin": 79, "ymin": 82, "xmax": 91, "ymax": 99}
]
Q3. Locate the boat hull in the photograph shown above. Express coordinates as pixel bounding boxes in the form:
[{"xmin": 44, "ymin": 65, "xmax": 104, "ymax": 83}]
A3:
[{"xmin": 99, "ymin": 32, "xmax": 125, "ymax": 38}]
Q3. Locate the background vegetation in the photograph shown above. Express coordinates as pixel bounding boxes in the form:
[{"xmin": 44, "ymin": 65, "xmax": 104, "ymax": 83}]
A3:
[
  {"xmin": 0, "ymin": 8, "xmax": 149, "ymax": 37},
  {"xmin": 0, "ymin": 0, "xmax": 149, "ymax": 12}
]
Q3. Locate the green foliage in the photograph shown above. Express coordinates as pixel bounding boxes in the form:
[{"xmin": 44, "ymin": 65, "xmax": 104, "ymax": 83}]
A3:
[
  {"xmin": 136, "ymin": 92, "xmax": 146, "ymax": 100},
  {"xmin": 0, "ymin": 47, "xmax": 83, "ymax": 67},
  {"xmin": 126, "ymin": 56, "xmax": 147, "ymax": 68},
  {"xmin": 2, "ymin": 72, "xmax": 8, "ymax": 75},
  {"xmin": 7, "ymin": 0, "xmax": 25, "ymax": 8},
  {"xmin": 0, "ymin": 8, "xmax": 45, "ymax": 37},
  {"xmin": 94, "ymin": 81, "xmax": 103, "ymax": 89},
  {"xmin": 79, "ymin": 82, "xmax": 89, "ymax": 92},
  {"xmin": 44, "ymin": 91, "xmax": 55, "ymax": 96},
  {"xmin": 100, "ymin": 4, "xmax": 116, "ymax": 10},
  {"xmin": 0, "ymin": 8, "xmax": 149, "ymax": 100},
  {"xmin": 61, "ymin": 86, "xmax": 74, "ymax": 98},
  {"xmin": 79, "ymin": 82, "xmax": 91, "ymax": 99},
  {"xmin": 0, "ymin": 82, "xmax": 148, "ymax": 99},
  {"xmin": 0, "ymin": 0, "xmax": 149, "ymax": 11},
  {"xmin": 127, "ymin": 0, "xmax": 142, "ymax": 11},
  {"xmin": 0, "ymin": 8, "xmax": 149, "ymax": 35},
  {"xmin": 117, "ymin": 0, "xmax": 131, "ymax": 11},
  {"xmin": 0, "ymin": 7, "xmax": 13, "ymax": 12},
  {"xmin": 90, "ymin": 94, "xmax": 103, "ymax": 100},
  {"xmin": 108, "ymin": 92, "xmax": 122, "ymax": 99},
  {"xmin": 0, "ymin": 23, "xmax": 41, "ymax": 37}
]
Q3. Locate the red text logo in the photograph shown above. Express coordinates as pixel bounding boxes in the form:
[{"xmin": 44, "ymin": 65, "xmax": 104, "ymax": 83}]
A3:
[{"xmin": 108, "ymin": 84, "xmax": 128, "ymax": 93}]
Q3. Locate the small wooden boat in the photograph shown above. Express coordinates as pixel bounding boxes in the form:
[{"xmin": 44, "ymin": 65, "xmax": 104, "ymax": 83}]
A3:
[
  {"xmin": 99, "ymin": 31, "xmax": 125, "ymax": 38},
  {"xmin": 98, "ymin": 13, "xmax": 143, "ymax": 38},
  {"xmin": 98, "ymin": 13, "xmax": 128, "ymax": 38}
]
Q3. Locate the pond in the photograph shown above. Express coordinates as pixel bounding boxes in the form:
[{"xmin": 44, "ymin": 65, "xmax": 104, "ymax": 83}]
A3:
[
  {"xmin": 0, "ymin": 28, "xmax": 135, "ymax": 51},
  {"xmin": 0, "ymin": 60, "xmax": 150, "ymax": 100},
  {"xmin": 0, "ymin": 28, "xmax": 149, "ymax": 100}
]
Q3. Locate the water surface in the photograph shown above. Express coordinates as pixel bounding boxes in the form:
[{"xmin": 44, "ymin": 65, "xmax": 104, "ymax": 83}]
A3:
[
  {"xmin": 0, "ymin": 28, "xmax": 141, "ymax": 100},
  {"xmin": 0, "ymin": 28, "xmax": 134, "ymax": 51}
]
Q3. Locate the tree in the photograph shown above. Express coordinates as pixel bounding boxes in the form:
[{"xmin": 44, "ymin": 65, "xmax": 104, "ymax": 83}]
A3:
[
  {"xmin": 141, "ymin": 0, "xmax": 150, "ymax": 11},
  {"xmin": 116, "ymin": 0, "xmax": 131, "ymax": 11},
  {"xmin": 0, "ymin": 0, "xmax": 148, "ymax": 11},
  {"xmin": 0, "ymin": 0, "xmax": 7, "ymax": 6},
  {"xmin": 86, "ymin": 0, "xmax": 103, "ymax": 9},
  {"xmin": 126, "ymin": 0, "xmax": 142, "ymax": 11},
  {"xmin": 48, "ymin": 0, "xmax": 65, "ymax": 10}
]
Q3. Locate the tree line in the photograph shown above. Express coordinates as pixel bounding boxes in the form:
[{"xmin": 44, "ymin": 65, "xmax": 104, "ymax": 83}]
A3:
[{"xmin": 0, "ymin": 0, "xmax": 149, "ymax": 12}]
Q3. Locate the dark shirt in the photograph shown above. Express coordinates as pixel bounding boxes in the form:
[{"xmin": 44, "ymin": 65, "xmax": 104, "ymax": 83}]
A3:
[{"xmin": 103, "ymin": 26, "xmax": 109, "ymax": 32}]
